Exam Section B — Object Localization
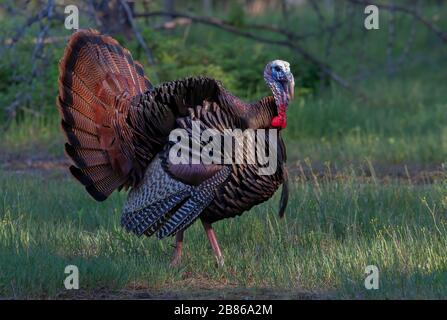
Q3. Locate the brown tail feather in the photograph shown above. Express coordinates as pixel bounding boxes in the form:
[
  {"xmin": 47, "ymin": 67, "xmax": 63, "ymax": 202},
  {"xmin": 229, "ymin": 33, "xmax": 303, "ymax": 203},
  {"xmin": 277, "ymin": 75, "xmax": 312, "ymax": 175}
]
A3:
[
  {"xmin": 61, "ymin": 121, "xmax": 100, "ymax": 149},
  {"xmin": 57, "ymin": 29, "xmax": 152, "ymax": 201}
]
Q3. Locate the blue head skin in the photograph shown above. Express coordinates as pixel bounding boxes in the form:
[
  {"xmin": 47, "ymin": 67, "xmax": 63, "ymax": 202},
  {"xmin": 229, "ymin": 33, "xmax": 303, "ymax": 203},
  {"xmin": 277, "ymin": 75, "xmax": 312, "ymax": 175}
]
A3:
[{"xmin": 263, "ymin": 60, "xmax": 295, "ymax": 128}]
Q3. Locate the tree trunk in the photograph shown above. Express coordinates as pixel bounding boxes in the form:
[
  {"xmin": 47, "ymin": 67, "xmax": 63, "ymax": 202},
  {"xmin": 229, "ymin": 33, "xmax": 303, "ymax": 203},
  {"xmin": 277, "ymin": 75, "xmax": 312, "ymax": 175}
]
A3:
[
  {"xmin": 203, "ymin": 0, "xmax": 212, "ymax": 16},
  {"xmin": 164, "ymin": 0, "xmax": 175, "ymax": 22}
]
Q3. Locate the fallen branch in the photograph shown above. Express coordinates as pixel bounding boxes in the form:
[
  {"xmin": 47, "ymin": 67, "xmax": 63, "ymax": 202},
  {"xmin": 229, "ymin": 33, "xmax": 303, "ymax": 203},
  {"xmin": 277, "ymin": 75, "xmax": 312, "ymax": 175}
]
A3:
[{"xmin": 134, "ymin": 10, "xmax": 360, "ymax": 95}]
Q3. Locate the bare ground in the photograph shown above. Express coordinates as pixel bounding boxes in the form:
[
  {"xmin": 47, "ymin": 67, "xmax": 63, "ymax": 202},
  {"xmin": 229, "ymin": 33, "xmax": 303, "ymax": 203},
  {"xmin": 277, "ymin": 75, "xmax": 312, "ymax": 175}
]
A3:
[
  {"xmin": 1, "ymin": 152, "xmax": 445, "ymax": 184},
  {"xmin": 54, "ymin": 286, "xmax": 327, "ymax": 300}
]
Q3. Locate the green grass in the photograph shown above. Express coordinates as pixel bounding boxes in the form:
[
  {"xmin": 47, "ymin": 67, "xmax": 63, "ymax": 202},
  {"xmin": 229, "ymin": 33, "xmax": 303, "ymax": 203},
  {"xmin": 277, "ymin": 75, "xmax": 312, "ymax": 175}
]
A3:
[
  {"xmin": 283, "ymin": 71, "xmax": 447, "ymax": 164},
  {"xmin": 0, "ymin": 117, "xmax": 63, "ymax": 160},
  {"xmin": 1, "ymin": 168, "xmax": 446, "ymax": 299}
]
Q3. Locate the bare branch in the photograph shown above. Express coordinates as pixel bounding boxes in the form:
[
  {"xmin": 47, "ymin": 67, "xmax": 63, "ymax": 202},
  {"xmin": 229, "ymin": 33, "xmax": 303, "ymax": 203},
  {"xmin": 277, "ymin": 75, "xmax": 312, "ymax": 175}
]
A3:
[
  {"xmin": 7, "ymin": 0, "xmax": 54, "ymax": 48},
  {"xmin": 31, "ymin": 0, "xmax": 55, "ymax": 77}
]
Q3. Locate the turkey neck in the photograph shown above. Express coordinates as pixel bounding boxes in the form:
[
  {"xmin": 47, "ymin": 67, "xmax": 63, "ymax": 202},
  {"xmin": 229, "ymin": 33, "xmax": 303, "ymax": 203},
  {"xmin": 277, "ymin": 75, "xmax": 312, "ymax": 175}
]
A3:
[{"xmin": 219, "ymin": 91, "xmax": 277, "ymax": 130}]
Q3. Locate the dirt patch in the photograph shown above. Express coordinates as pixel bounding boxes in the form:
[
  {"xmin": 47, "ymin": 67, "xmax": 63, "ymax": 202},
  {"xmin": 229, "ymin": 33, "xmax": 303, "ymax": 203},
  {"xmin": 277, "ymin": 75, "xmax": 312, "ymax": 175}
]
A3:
[
  {"xmin": 1, "ymin": 154, "xmax": 445, "ymax": 184},
  {"xmin": 0, "ymin": 152, "xmax": 70, "ymax": 177},
  {"xmin": 1, "ymin": 157, "xmax": 69, "ymax": 171},
  {"xmin": 55, "ymin": 287, "xmax": 327, "ymax": 300}
]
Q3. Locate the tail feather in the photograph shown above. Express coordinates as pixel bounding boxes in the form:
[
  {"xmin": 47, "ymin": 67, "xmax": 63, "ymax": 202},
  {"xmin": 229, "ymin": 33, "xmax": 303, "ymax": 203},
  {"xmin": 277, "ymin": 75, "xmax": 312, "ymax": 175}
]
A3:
[
  {"xmin": 134, "ymin": 61, "xmax": 152, "ymax": 92},
  {"xmin": 65, "ymin": 144, "xmax": 109, "ymax": 168},
  {"xmin": 60, "ymin": 108, "xmax": 98, "ymax": 135},
  {"xmin": 57, "ymin": 91, "xmax": 99, "ymax": 121},
  {"xmin": 57, "ymin": 29, "xmax": 152, "ymax": 201},
  {"xmin": 89, "ymin": 173, "xmax": 126, "ymax": 194},
  {"xmin": 70, "ymin": 165, "xmax": 113, "ymax": 185},
  {"xmin": 62, "ymin": 122, "xmax": 100, "ymax": 149},
  {"xmin": 60, "ymin": 72, "xmax": 109, "ymax": 111}
]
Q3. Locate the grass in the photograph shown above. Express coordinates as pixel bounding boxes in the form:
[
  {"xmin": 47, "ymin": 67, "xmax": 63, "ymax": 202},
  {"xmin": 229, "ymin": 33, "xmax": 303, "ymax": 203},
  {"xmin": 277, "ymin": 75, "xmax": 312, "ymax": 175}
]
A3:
[
  {"xmin": 283, "ymin": 72, "xmax": 447, "ymax": 164},
  {"xmin": 0, "ymin": 116, "xmax": 62, "ymax": 160},
  {"xmin": 1, "ymin": 166, "xmax": 446, "ymax": 299}
]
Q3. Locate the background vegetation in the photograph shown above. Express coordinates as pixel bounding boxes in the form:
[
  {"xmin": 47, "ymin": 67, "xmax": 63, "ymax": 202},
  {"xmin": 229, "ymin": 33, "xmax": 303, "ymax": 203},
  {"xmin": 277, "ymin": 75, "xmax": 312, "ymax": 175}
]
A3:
[{"xmin": 0, "ymin": 0, "xmax": 446, "ymax": 299}]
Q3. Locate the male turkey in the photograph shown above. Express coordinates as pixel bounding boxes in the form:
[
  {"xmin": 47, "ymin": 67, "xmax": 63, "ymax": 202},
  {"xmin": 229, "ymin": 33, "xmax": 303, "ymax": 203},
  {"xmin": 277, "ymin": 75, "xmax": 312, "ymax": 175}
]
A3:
[{"xmin": 57, "ymin": 29, "xmax": 295, "ymax": 266}]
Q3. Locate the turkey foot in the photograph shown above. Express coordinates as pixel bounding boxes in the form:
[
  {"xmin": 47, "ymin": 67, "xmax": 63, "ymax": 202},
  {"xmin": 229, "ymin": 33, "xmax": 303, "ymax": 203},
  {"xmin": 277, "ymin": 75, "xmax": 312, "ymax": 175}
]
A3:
[
  {"xmin": 202, "ymin": 220, "xmax": 225, "ymax": 267},
  {"xmin": 170, "ymin": 230, "xmax": 184, "ymax": 266}
]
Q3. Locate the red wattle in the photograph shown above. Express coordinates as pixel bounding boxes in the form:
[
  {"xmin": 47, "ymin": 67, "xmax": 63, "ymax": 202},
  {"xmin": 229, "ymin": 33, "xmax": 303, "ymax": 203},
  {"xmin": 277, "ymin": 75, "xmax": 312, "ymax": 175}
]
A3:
[{"xmin": 271, "ymin": 104, "xmax": 287, "ymax": 129}]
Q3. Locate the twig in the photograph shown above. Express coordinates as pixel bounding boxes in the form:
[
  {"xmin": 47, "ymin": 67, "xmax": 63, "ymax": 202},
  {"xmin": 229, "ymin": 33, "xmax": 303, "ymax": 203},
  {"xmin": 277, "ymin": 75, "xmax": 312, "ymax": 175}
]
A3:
[
  {"xmin": 31, "ymin": 0, "xmax": 55, "ymax": 77},
  {"xmin": 6, "ymin": 0, "xmax": 57, "ymax": 48}
]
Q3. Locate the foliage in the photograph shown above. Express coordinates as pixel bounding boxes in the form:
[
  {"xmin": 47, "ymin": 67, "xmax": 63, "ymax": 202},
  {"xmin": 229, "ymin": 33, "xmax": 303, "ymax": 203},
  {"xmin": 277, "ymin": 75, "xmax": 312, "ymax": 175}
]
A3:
[
  {"xmin": 0, "ymin": 4, "xmax": 328, "ymax": 123},
  {"xmin": 227, "ymin": 1, "xmax": 246, "ymax": 27},
  {"xmin": 0, "ymin": 22, "xmax": 63, "ymax": 122}
]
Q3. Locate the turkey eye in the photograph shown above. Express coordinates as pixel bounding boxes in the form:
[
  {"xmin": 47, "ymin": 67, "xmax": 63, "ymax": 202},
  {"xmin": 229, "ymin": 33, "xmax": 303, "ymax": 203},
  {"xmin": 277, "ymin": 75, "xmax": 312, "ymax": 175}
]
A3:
[{"xmin": 274, "ymin": 66, "xmax": 281, "ymax": 72}]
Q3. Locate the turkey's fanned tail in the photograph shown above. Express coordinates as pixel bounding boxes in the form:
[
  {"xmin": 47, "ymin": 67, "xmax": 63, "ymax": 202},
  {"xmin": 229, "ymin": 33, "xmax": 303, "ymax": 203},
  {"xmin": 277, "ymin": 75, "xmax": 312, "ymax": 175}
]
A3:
[{"xmin": 57, "ymin": 29, "xmax": 152, "ymax": 201}]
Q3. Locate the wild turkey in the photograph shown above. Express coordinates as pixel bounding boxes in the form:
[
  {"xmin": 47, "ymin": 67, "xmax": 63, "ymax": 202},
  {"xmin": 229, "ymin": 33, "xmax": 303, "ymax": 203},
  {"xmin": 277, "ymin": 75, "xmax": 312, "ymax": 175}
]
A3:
[{"xmin": 57, "ymin": 29, "xmax": 295, "ymax": 266}]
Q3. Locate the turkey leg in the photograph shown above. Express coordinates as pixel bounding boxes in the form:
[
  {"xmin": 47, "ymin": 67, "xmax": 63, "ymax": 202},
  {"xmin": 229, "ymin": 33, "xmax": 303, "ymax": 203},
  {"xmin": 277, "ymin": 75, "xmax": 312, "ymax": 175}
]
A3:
[
  {"xmin": 202, "ymin": 220, "xmax": 224, "ymax": 267},
  {"xmin": 170, "ymin": 230, "xmax": 184, "ymax": 266}
]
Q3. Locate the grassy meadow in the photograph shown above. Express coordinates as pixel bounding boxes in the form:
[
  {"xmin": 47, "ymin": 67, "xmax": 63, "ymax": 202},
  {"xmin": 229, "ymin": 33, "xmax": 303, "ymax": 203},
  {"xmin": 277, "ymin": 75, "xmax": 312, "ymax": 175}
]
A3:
[
  {"xmin": 1, "ymin": 1, "xmax": 447, "ymax": 299},
  {"xmin": 1, "ymin": 163, "xmax": 447, "ymax": 299}
]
